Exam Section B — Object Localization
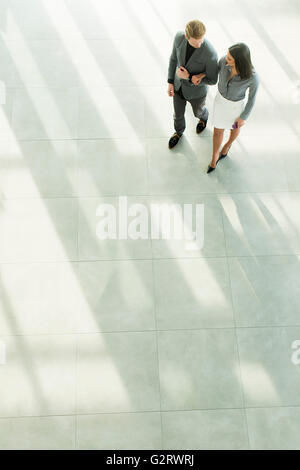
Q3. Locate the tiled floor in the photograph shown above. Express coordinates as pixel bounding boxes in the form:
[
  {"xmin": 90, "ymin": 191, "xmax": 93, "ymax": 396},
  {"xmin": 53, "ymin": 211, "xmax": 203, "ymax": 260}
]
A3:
[{"xmin": 0, "ymin": 0, "xmax": 300, "ymax": 450}]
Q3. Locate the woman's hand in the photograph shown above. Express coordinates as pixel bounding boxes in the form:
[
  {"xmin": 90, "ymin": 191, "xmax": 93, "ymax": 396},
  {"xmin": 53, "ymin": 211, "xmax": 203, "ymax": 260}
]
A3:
[
  {"xmin": 177, "ymin": 66, "xmax": 189, "ymax": 80},
  {"xmin": 192, "ymin": 73, "xmax": 206, "ymax": 85},
  {"xmin": 168, "ymin": 83, "xmax": 174, "ymax": 97},
  {"xmin": 235, "ymin": 117, "xmax": 245, "ymax": 128}
]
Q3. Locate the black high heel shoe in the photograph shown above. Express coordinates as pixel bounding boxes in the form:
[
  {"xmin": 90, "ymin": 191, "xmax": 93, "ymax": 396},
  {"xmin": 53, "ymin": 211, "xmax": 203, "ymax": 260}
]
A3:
[
  {"xmin": 207, "ymin": 158, "xmax": 220, "ymax": 174},
  {"xmin": 219, "ymin": 144, "xmax": 232, "ymax": 161}
]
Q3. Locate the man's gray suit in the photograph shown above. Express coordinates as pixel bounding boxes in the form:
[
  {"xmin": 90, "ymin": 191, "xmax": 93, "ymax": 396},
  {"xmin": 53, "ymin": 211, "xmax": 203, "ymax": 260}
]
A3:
[{"xmin": 168, "ymin": 31, "xmax": 218, "ymax": 135}]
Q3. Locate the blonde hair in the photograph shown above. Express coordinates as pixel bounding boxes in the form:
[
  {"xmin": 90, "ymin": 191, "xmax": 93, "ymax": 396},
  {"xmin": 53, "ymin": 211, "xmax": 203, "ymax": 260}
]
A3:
[{"xmin": 185, "ymin": 20, "xmax": 206, "ymax": 39}]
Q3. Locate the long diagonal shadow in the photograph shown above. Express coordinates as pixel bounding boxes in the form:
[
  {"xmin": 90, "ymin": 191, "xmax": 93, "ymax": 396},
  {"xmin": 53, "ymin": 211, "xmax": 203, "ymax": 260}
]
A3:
[
  {"xmin": 122, "ymin": 0, "xmax": 168, "ymax": 70},
  {"xmin": 238, "ymin": 0, "xmax": 300, "ymax": 82},
  {"xmin": 0, "ymin": 276, "xmax": 49, "ymax": 412},
  {"xmin": 147, "ymin": 0, "xmax": 173, "ymax": 38}
]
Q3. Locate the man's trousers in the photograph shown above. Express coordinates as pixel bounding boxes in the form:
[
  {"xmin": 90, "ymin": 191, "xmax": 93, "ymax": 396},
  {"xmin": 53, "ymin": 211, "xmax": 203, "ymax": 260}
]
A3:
[{"xmin": 173, "ymin": 91, "xmax": 208, "ymax": 135}]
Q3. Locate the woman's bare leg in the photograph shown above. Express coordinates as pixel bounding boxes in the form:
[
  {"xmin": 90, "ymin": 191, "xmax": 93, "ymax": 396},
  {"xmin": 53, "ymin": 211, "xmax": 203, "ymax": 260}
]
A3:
[
  {"xmin": 221, "ymin": 128, "xmax": 240, "ymax": 154},
  {"xmin": 210, "ymin": 127, "xmax": 224, "ymax": 167}
]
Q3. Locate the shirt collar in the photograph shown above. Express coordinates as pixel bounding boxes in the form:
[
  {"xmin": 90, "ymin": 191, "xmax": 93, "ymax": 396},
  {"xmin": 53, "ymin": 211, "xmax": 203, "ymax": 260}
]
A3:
[{"xmin": 225, "ymin": 64, "xmax": 242, "ymax": 81}]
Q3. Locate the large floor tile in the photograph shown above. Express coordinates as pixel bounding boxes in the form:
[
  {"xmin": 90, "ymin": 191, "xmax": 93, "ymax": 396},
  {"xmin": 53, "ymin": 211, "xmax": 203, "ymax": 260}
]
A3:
[
  {"xmin": 77, "ymin": 139, "xmax": 148, "ymax": 197},
  {"xmin": 221, "ymin": 193, "xmax": 300, "ymax": 256},
  {"xmin": 0, "ymin": 0, "xmax": 62, "ymax": 40},
  {"xmin": 237, "ymin": 128, "xmax": 297, "ymax": 157},
  {"xmin": 2, "ymin": 39, "xmax": 80, "ymax": 88},
  {"xmin": 0, "ymin": 140, "xmax": 78, "ymax": 198},
  {"xmin": 151, "ymin": 194, "xmax": 226, "ymax": 258},
  {"xmin": 247, "ymin": 407, "xmax": 300, "ymax": 450},
  {"xmin": 77, "ymin": 412, "xmax": 161, "ymax": 450},
  {"xmin": 229, "ymin": 256, "xmax": 300, "ymax": 327},
  {"xmin": 162, "ymin": 409, "xmax": 248, "ymax": 450},
  {"xmin": 237, "ymin": 327, "xmax": 300, "ymax": 407},
  {"xmin": 286, "ymin": 151, "xmax": 300, "ymax": 191},
  {"xmin": 65, "ymin": 0, "xmax": 136, "ymax": 40},
  {"xmin": 158, "ymin": 329, "xmax": 243, "ymax": 410},
  {"xmin": 76, "ymin": 332, "xmax": 160, "ymax": 413},
  {"xmin": 65, "ymin": 0, "xmax": 171, "ymax": 40},
  {"xmin": 147, "ymin": 133, "xmax": 289, "ymax": 195},
  {"xmin": 11, "ymin": 87, "xmax": 78, "ymax": 140},
  {"xmin": 77, "ymin": 260, "xmax": 155, "ymax": 333},
  {"xmin": 77, "ymin": 87, "xmax": 144, "ymax": 139},
  {"xmin": 241, "ymin": 87, "xmax": 296, "ymax": 137},
  {"xmin": 0, "ymin": 198, "xmax": 78, "ymax": 262},
  {"xmin": 218, "ymin": 5, "xmax": 299, "ymax": 80},
  {"xmin": 147, "ymin": 137, "xmax": 224, "ymax": 195},
  {"xmin": 0, "ymin": 416, "xmax": 75, "ymax": 450},
  {"xmin": 76, "ymin": 39, "xmax": 167, "ymax": 87},
  {"xmin": 0, "ymin": 262, "xmax": 81, "ymax": 335},
  {"xmin": 153, "ymin": 258, "xmax": 234, "ymax": 329},
  {"xmin": 210, "ymin": 135, "xmax": 289, "ymax": 193},
  {"xmin": 0, "ymin": 42, "xmax": 19, "ymax": 88},
  {"xmin": 277, "ymin": 135, "xmax": 300, "ymax": 191},
  {"xmin": 78, "ymin": 197, "xmax": 152, "ymax": 261},
  {"xmin": 0, "ymin": 334, "xmax": 76, "ymax": 417},
  {"xmin": 235, "ymin": 1, "xmax": 300, "ymax": 82},
  {"xmin": 0, "ymin": 88, "xmax": 15, "ymax": 142}
]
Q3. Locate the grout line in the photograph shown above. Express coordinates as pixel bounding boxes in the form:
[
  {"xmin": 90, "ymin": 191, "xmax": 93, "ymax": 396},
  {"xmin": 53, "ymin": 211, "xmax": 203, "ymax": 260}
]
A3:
[
  {"xmin": 148, "ymin": 208, "xmax": 164, "ymax": 450},
  {"xmin": 144, "ymin": 137, "xmax": 152, "ymax": 204},
  {"xmin": 152, "ymin": 265, "xmax": 164, "ymax": 451},
  {"xmin": 74, "ymin": 414, "xmax": 78, "ymax": 451},
  {"xmin": 220, "ymin": 205, "xmax": 251, "ymax": 450},
  {"xmin": 1, "ymin": 324, "xmax": 300, "ymax": 339},
  {"xmin": 75, "ymin": 340, "xmax": 79, "ymax": 450},
  {"xmin": 1, "ymin": 404, "xmax": 300, "ymax": 421},
  {"xmin": 75, "ymin": 188, "xmax": 79, "ymax": 450},
  {"xmin": 2, "ymin": 252, "xmax": 300, "ymax": 267},
  {"xmin": 1, "ymin": 134, "xmax": 299, "ymax": 145},
  {"xmin": 2, "ymin": 190, "xmax": 300, "ymax": 200}
]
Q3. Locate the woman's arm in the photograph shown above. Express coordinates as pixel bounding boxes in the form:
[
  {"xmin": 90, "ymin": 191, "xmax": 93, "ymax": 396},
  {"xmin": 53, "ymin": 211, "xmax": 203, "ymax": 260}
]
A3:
[{"xmin": 240, "ymin": 73, "xmax": 260, "ymax": 120}]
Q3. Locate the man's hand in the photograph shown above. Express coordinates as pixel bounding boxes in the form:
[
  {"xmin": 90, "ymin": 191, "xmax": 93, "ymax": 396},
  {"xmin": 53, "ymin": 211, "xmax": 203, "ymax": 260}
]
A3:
[
  {"xmin": 168, "ymin": 83, "xmax": 175, "ymax": 97},
  {"xmin": 235, "ymin": 117, "xmax": 245, "ymax": 128},
  {"xmin": 176, "ymin": 66, "xmax": 189, "ymax": 80},
  {"xmin": 192, "ymin": 73, "xmax": 206, "ymax": 85}
]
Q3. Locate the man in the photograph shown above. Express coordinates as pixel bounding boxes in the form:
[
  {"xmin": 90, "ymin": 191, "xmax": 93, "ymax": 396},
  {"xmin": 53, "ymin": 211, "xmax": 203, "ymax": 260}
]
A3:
[{"xmin": 167, "ymin": 20, "xmax": 218, "ymax": 149}]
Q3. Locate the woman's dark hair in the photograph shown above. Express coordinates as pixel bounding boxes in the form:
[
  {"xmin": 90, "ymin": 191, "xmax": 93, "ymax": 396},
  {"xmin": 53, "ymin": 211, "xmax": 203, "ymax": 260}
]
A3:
[{"xmin": 229, "ymin": 43, "xmax": 253, "ymax": 79}]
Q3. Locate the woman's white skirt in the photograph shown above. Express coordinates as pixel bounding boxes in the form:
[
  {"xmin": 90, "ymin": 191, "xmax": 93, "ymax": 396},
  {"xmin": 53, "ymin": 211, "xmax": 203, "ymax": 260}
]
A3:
[{"xmin": 212, "ymin": 91, "xmax": 245, "ymax": 129}]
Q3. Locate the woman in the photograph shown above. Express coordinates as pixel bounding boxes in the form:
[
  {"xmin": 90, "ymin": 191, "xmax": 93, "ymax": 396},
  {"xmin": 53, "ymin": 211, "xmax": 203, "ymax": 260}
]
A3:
[{"xmin": 207, "ymin": 43, "xmax": 259, "ymax": 173}]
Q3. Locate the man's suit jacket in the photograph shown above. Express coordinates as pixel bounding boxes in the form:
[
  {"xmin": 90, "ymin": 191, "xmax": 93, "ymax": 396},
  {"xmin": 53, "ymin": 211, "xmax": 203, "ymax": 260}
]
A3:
[{"xmin": 168, "ymin": 32, "xmax": 218, "ymax": 100}]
